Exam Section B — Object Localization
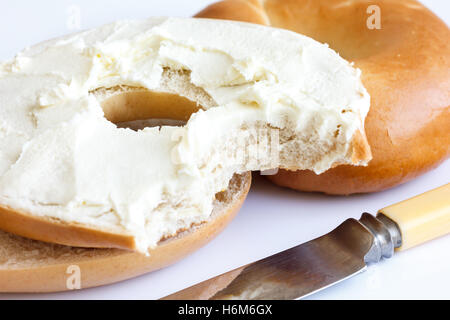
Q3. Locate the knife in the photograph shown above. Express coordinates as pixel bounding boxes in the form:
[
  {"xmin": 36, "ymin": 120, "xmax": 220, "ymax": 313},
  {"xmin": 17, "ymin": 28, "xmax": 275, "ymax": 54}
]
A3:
[{"xmin": 162, "ymin": 183, "xmax": 450, "ymax": 300}]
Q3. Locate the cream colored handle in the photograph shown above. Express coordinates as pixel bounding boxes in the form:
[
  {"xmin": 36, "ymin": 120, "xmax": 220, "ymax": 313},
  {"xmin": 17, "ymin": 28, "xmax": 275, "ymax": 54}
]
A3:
[{"xmin": 379, "ymin": 183, "xmax": 450, "ymax": 251}]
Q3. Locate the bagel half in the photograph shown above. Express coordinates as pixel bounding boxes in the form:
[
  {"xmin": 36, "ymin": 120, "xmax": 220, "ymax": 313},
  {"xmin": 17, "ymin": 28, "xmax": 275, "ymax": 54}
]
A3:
[
  {"xmin": 196, "ymin": 0, "xmax": 450, "ymax": 194},
  {"xmin": 0, "ymin": 173, "xmax": 250, "ymax": 293},
  {"xmin": 0, "ymin": 17, "xmax": 371, "ymax": 252}
]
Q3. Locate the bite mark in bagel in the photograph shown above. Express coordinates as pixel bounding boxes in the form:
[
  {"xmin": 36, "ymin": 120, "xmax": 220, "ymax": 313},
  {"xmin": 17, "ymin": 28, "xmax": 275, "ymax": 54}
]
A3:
[{"xmin": 196, "ymin": 0, "xmax": 450, "ymax": 194}]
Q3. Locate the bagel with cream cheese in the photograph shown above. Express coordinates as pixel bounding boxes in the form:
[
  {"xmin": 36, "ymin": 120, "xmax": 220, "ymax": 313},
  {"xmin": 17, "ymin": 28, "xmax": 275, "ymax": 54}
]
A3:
[
  {"xmin": 0, "ymin": 17, "xmax": 371, "ymax": 256},
  {"xmin": 196, "ymin": 0, "xmax": 450, "ymax": 194},
  {"xmin": 0, "ymin": 173, "xmax": 250, "ymax": 292}
]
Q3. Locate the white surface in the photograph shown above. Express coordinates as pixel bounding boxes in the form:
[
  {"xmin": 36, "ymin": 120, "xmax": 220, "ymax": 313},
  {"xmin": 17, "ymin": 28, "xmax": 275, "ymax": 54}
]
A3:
[{"xmin": 0, "ymin": 0, "xmax": 449, "ymax": 300}]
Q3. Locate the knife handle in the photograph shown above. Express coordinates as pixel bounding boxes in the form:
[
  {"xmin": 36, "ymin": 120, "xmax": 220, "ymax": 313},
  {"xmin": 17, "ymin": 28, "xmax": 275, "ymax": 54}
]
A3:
[{"xmin": 378, "ymin": 183, "xmax": 450, "ymax": 251}]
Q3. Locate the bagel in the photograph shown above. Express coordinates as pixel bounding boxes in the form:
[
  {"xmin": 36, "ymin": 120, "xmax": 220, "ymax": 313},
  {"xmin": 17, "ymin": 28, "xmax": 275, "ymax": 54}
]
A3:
[
  {"xmin": 0, "ymin": 17, "xmax": 371, "ymax": 253},
  {"xmin": 0, "ymin": 173, "xmax": 250, "ymax": 292},
  {"xmin": 196, "ymin": 0, "xmax": 450, "ymax": 194}
]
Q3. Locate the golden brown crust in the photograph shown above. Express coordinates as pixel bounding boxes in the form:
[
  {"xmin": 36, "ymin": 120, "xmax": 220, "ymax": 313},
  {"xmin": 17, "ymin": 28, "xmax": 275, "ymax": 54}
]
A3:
[
  {"xmin": 0, "ymin": 173, "xmax": 251, "ymax": 293},
  {"xmin": 197, "ymin": 0, "xmax": 450, "ymax": 194},
  {"xmin": 0, "ymin": 204, "xmax": 137, "ymax": 250},
  {"xmin": 196, "ymin": 0, "xmax": 269, "ymax": 25},
  {"xmin": 351, "ymin": 129, "xmax": 372, "ymax": 165}
]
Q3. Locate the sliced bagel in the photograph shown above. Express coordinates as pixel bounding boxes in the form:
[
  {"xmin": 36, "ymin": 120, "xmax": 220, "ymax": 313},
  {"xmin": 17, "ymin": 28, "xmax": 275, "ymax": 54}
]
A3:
[
  {"xmin": 0, "ymin": 17, "xmax": 371, "ymax": 252},
  {"xmin": 197, "ymin": 0, "xmax": 450, "ymax": 194},
  {"xmin": 0, "ymin": 173, "xmax": 250, "ymax": 293}
]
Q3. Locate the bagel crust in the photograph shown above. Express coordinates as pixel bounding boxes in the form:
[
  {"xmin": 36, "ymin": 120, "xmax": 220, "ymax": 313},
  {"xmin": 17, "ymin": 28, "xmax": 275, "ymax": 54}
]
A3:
[{"xmin": 197, "ymin": 0, "xmax": 450, "ymax": 194}]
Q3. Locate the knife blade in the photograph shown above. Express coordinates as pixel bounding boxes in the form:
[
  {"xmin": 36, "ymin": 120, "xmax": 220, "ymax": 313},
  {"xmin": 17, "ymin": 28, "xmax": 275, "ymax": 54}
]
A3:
[{"xmin": 162, "ymin": 183, "xmax": 450, "ymax": 300}]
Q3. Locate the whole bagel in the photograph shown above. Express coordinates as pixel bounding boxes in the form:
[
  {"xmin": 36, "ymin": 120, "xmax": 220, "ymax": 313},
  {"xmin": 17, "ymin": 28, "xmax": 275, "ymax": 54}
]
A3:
[{"xmin": 197, "ymin": 0, "xmax": 450, "ymax": 194}]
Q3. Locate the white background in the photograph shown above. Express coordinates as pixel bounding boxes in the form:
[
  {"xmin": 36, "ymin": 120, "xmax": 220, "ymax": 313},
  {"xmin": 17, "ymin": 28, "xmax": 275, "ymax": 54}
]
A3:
[{"xmin": 0, "ymin": 0, "xmax": 449, "ymax": 300}]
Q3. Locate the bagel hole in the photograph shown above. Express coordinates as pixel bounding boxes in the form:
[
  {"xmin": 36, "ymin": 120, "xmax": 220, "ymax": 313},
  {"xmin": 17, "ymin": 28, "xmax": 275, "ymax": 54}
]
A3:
[
  {"xmin": 116, "ymin": 119, "xmax": 186, "ymax": 130},
  {"xmin": 97, "ymin": 86, "xmax": 203, "ymax": 130}
]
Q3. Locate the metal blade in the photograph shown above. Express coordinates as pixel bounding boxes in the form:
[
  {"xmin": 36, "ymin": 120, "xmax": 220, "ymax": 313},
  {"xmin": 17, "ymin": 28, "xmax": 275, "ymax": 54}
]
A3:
[{"xmin": 162, "ymin": 218, "xmax": 376, "ymax": 300}]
